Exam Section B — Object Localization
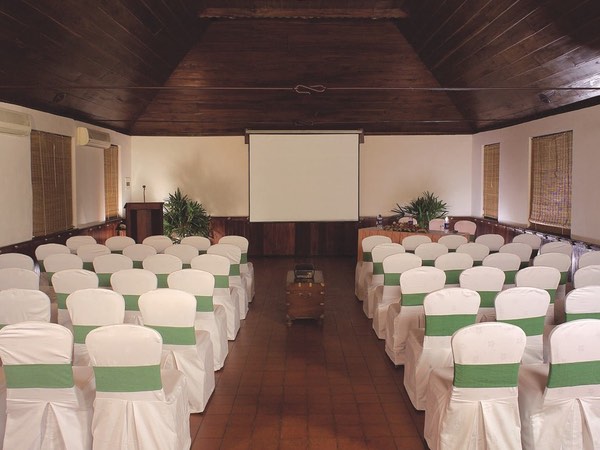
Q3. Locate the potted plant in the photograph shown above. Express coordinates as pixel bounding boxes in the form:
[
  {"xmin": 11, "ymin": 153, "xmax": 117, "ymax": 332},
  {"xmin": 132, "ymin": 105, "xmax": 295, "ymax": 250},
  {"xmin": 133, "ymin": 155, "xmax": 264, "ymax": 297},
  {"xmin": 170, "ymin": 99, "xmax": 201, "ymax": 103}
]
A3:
[
  {"xmin": 163, "ymin": 188, "xmax": 211, "ymax": 242},
  {"xmin": 391, "ymin": 191, "xmax": 448, "ymax": 230}
]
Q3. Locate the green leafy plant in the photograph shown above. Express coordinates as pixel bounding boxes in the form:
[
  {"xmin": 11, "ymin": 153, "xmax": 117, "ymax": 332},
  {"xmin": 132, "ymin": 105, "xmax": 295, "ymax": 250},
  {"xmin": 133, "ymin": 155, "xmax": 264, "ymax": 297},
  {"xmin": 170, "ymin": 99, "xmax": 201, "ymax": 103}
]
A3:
[
  {"xmin": 163, "ymin": 188, "xmax": 211, "ymax": 242},
  {"xmin": 391, "ymin": 191, "xmax": 448, "ymax": 230}
]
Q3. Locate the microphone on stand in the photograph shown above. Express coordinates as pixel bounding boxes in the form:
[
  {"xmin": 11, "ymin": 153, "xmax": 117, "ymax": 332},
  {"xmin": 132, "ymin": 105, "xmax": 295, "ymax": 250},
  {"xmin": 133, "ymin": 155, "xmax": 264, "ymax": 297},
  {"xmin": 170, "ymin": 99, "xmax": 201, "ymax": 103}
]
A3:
[{"xmin": 142, "ymin": 185, "xmax": 146, "ymax": 202}]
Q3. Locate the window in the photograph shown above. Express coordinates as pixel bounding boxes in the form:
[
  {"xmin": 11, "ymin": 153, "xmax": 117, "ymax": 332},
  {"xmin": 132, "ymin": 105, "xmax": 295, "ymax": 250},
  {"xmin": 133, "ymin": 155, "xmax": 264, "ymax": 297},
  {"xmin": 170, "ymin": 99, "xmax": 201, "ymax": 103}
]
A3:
[
  {"xmin": 31, "ymin": 130, "xmax": 73, "ymax": 236},
  {"xmin": 104, "ymin": 144, "xmax": 119, "ymax": 219},
  {"xmin": 529, "ymin": 130, "xmax": 572, "ymax": 234},
  {"xmin": 483, "ymin": 143, "xmax": 500, "ymax": 219}
]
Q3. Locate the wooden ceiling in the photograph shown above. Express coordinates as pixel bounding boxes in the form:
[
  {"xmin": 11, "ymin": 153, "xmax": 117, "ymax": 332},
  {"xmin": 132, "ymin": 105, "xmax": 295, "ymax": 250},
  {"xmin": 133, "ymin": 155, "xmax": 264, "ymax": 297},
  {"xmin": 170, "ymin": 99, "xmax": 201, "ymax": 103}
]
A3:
[{"xmin": 1, "ymin": 0, "xmax": 600, "ymax": 136}]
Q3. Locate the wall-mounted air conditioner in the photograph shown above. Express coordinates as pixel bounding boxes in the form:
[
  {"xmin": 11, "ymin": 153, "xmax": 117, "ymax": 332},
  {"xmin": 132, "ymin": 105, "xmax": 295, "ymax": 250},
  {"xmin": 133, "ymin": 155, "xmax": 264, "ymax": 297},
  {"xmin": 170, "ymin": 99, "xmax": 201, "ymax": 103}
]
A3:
[
  {"xmin": 76, "ymin": 127, "xmax": 111, "ymax": 149},
  {"xmin": 0, "ymin": 107, "xmax": 32, "ymax": 136}
]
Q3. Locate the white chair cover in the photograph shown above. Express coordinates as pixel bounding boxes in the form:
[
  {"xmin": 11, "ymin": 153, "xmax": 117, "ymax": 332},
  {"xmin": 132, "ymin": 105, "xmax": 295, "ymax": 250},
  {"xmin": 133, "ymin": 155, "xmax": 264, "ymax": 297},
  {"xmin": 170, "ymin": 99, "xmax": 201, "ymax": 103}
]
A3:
[
  {"xmin": 191, "ymin": 254, "xmax": 240, "ymax": 340},
  {"xmin": 573, "ymin": 264, "xmax": 600, "ymax": 288},
  {"xmin": 495, "ymin": 287, "xmax": 550, "ymax": 364},
  {"xmin": 499, "ymin": 242, "xmax": 533, "ymax": 269},
  {"xmin": 164, "ymin": 244, "xmax": 199, "ymax": 269},
  {"xmin": 474, "ymin": 233, "xmax": 505, "ymax": 252},
  {"xmin": 356, "ymin": 235, "xmax": 392, "ymax": 301},
  {"xmin": 207, "ymin": 243, "xmax": 249, "ymax": 319},
  {"xmin": 122, "ymin": 243, "xmax": 157, "ymax": 269},
  {"xmin": 540, "ymin": 241, "xmax": 573, "ymax": 258},
  {"xmin": 512, "ymin": 233, "xmax": 542, "ymax": 256},
  {"xmin": 372, "ymin": 253, "xmax": 422, "ymax": 339},
  {"xmin": 415, "ymin": 242, "xmax": 448, "ymax": 266},
  {"xmin": 578, "ymin": 250, "xmax": 600, "ymax": 269},
  {"xmin": 66, "ymin": 288, "xmax": 125, "ymax": 365},
  {"xmin": 515, "ymin": 266, "xmax": 561, "ymax": 325},
  {"xmin": 167, "ymin": 270, "xmax": 229, "ymax": 370},
  {"xmin": 104, "ymin": 236, "xmax": 136, "ymax": 254},
  {"xmin": 482, "ymin": 252, "xmax": 521, "ymax": 287},
  {"xmin": 401, "ymin": 234, "xmax": 432, "ymax": 252},
  {"xmin": 142, "ymin": 235, "xmax": 173, "ymax": 254},
  {"xmin": 142, "ymin": 254, "xmax": 183, "ymax": 288},
  {"xmin": 434, "ymin": 252, "xmax": 473, "ymax": 286},
  {"xmin": 139, "ymin": 290, "xmax": 215, "ymax": 413},
  {"xmin": 428, "ymin": 218, "xmax": 445, "ymax": 231},
  {"xmin": 0, "ymin": 322, "xmax": 94, "ymax": 450},
  {"xmin": 384, "ymin": 266, "xmax": 446, "ymax": 365},
  {"xmin": 76, "ymin": 243, "xmax": 110, "ymax": 271},
  {"xmin": 93, "ymin": 253, "xmax": 134, "ymax": 287},
  {"xmin": 404, "ymin": 288, "xmax": 480, "ymax": 410},
  {"xmin": 534, "ymin": 252, "xmax": 572, "ymax": 322},
  {"xmin": 459, "ymin": 266, "xmax": 505, "ymax": 322},
  {"xmin": 564, "ymin": 286, "xmax": 600, "ymax": 321},
  {"xmin": 453, "ymin": 220, "xmax": 477, "ymax": 236},
  {"xmin": 52, "ymin": 269, "xmax": 99, "ymax": 329},
  {"xmin": 456, "ymin": 242, "xmax": 490, "ymax": 266},
  {"xmin": 43, "ymin": 253, "xmax": 84, "ymax": 282},
  {"xmin": 437, "ymin": 234, "xmax": 468, "ymax": 252},
  {"xmin": 86, "ymin": 324, "xmax": 191, "ymax": 449},
  {"xmin": 0, "ymin": 267, "xmax": 39, "ymax": 290},
  {"xmin": 110, "ymin": 268, "xmax": 158, "ymax": 324},
  {"xmin": 180, "ymin": 236, "xmax": 211, "ymax": 254},
  {"xmin": 364, "ymin": 243, "xmax": 405, "ymax": 319},
  {"xmin": 424, "ymin": 322, "xmax": 526, "ymax": 450},
  {"xmin": 66, "ymin": 235, "xmax": 97, "ymax": 254},
  {"xmin": 0, "ymin": 288, "xmax": 51, "ymax": 326},
  {"xmin": 518, "ymin": 319, "xmax": 600, "ymax": 450},
  {"xmin": 35, "ymin": 243, "xmax": 70, "ymax": 273},
  {"xmin": 0, "ymin": 253, "xmax": 34, "ymax": 270},
  {"xmin": 219, "ymin": 235, "xmax": 255, "ymax": 301}
]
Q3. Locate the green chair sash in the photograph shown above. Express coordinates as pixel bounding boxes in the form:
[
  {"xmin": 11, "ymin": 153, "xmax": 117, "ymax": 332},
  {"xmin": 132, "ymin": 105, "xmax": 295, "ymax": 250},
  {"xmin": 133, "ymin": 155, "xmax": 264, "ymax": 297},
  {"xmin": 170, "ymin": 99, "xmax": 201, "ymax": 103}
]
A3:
[
  {"xmin": 241, "ymin": 253, "xmax": 248, "ymax": 264},
  {"xmin": 422, "ymin": 260, "xmax": 435, "ymax": 267},
  {"xmin": 478, "ymin": 291, "xmax": 499, "ymax": 308},
  {"xmin": 194, "ymin": 295, "xmax": 214, "ymax": 312},
  {"xmin": 499, "ymin": 316, "xmax": 545, "ymax": 336},
  {"xmin": 560, "ymin": 271, "xmax": 568, "ymax": 285},
  {"xmin": 548, "ymin": 360, "xmax": 600, "ymax": 388},
  {"xmin": 182, "ymin": 263, "xmax": 191, "ymax": 269},
  {"xmin": 56, "ymin": 293, "xmax": 69, "ymax": 310},
  {"xmin": 473, "ymin": 260, "xmax": 483, "ymax": 266},
  {"xmin": 401, "ymin": 292, "xmax": 427, "ymax": 307},
  {"xmin": 363, "ymin": 251, "xmax": 373, "ymax": 263},
  {"xmin": 73, "ymin": 325, "xmax": 100, "ymax": 344},
  {"xmin": 504, "ymin": 270, "xmax": 517, "ymax": 284},
  {"xmin": 123, "ymin": 294, "xmax": 140, "ymax": 311},
  {"xmin": 566, "ymin": 312, "xmax": 600, "ymax": 321},
  {"xmin": 425, "ymin": 314, "xmax": 477, "ymax": 336},
  {"xmin": 546, "ymin": 288, "xmax": 557, "ymax": 304},
  {"xmin": 97, "ymin": 273, "xmax": 112, "ymax": 287},
  {"xmin": 383, "ymin": 273, "xmax": 400, "ymax": 286},
  {"xmin": 229, "ymin": 264, "xmax": 240, "ymax": 276},
  {"xmin": 214, "ymin": 275, "xmax": 229, "ymax": 289},
  {"xmin": 444, "ymin": 269, "xmax": 463, "ymax": 285},
  {"xmin": 519, "ymin": 261, "xmax": 530, "ymax": 269},
  {"xmin": 145, "ymin": 325, "xmax": 196, "ymax": 345},
  {"xmin": 133, "ymin": 260, "xmax": 143, "ymax": 269},
  {"xmin": 39, "ymin": 261, "xmax": 46, "ymax": 272},
  {"xmin": 5, "ymin": 363, "xmax": 74, "ymax": 389},
  {"xmin": 156, "ymin": 274, "xmax": 169, "ymax": 288},
  {"xmin": 83, "ymin": 262, "xmax": 94, "ymax": 271},
  {"xmin": 373, "ymin": 262, "xmax": 384, "ymax": 275},
  {"xmin": 47, "ymin": 271, "xmax": 54, "ymax": 286},
  {"xmin": 111, "ymin": 250, "xmax": 123, "ymax": 254},
  {"xmin": 453, "ymin": 363, "xmax": 520, "ymax": 388},
  {"xmin": 94, "ymin": 365, "xmax": 162, "ymax": 392},
  {"xmin": 198, "ymin": 250, "xmax": 207, "ymax": 255}
]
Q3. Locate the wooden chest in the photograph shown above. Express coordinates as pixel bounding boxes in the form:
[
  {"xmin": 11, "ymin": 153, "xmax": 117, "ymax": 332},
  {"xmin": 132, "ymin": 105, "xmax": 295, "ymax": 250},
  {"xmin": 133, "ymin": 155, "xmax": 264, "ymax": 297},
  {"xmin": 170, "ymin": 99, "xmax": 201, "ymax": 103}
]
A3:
[{"xmin": 285, "ymin": 270, "xmax": 325, "ymax": 326}]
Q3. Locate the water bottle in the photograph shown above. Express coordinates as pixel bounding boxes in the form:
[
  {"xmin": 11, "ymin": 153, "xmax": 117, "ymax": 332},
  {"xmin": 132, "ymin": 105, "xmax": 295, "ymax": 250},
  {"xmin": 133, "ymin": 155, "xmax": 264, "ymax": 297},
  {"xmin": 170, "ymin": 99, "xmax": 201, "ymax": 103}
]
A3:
[
  {"xmin": 376, "ymin": 214, "xmax": 383, "ymax": 229},
  {"xmin": 444, "ymin": 217, "xmax": 449, "ymax": 230}
]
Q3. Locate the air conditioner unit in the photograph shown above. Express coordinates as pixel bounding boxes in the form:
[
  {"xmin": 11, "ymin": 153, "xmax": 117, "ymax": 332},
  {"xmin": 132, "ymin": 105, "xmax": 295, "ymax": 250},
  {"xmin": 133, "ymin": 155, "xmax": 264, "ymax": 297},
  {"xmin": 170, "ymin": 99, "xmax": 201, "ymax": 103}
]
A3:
[
  {"xmin": 0, "ymin": 107, "xmax": 32, "ymax": 136},
  {"xmin": 76, "ymin": 127, "xmax": 111, "ymax": 149}
]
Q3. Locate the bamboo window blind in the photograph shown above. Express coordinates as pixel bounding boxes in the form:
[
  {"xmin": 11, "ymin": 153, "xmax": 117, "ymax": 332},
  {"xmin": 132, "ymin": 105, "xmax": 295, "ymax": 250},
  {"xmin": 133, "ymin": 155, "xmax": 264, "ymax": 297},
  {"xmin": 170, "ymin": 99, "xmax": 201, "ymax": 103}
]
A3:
[
  {"xmin": 483, "ymin": 143, "xmax": 500, "ymax": 219},
  {"xmin": 529, "ymin": 130, "xmax": 572, "ymax": 233},
  {"xmin": 104, "ymin": 145, "xmax": 119, "ymax": 219},
  {"xmin": 31, "ymin": 130, "xmax": 73, "ymax": 237}
]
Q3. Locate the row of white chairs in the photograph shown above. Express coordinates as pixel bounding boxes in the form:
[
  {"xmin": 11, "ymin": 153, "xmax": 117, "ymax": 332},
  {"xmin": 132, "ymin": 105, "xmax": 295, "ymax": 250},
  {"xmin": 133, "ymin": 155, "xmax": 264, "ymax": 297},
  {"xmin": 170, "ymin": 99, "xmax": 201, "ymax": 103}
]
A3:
[
  {"xmin": 422, "ymin": 319, "xmax": 600, "ymax": 450},
  {"xmin": 0, "ymin": 320, "xmax": 193, "ymax": 449}
]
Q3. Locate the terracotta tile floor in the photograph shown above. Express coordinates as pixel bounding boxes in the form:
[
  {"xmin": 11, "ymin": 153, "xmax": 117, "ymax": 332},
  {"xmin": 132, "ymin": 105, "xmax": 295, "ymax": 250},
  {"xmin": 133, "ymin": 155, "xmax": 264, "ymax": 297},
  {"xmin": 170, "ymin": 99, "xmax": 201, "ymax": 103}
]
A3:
[{"xmin": 190, "ymin": 257, "xmax": 427, "ymax": 450}]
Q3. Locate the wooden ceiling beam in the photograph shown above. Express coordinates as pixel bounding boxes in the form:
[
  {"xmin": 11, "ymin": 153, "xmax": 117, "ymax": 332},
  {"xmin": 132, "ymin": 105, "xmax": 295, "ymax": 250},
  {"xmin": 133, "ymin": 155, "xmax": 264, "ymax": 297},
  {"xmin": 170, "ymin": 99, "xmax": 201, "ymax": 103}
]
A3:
[{"xmin": 198, "ymin": 7, "xmax": 408, "ymax": 19}]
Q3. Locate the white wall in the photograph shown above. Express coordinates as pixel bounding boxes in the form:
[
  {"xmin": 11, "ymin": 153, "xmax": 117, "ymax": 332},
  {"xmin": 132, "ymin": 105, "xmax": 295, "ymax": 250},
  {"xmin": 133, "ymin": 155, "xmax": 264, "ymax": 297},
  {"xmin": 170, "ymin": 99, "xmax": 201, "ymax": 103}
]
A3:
[
  {"xmin": 360, "ymin": 135, "xmax": 474, "ymax": 217},
  {"xmin": 472, "ymin": 103, "xmax": 600, "ymax": 244},
  {"xmin": 0, "ymin": 102, "xmax": 132, "ymax": 246}
]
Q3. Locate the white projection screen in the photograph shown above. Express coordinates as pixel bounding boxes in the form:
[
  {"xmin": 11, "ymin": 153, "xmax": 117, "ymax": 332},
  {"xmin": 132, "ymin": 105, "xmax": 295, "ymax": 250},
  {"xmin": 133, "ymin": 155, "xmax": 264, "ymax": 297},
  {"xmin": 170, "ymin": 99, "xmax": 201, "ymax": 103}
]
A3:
[{"xmin": 248, "ymin": 132, "xmax": 360, "ymax": 222}]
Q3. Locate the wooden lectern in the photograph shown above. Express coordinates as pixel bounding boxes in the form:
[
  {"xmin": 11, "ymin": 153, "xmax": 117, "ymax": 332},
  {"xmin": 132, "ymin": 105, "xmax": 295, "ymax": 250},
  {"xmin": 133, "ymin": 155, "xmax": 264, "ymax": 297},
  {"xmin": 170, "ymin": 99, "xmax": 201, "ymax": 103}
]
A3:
[{"xmin": 125, "ymin": 202, "xmax": 164, "ymax": 243}]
